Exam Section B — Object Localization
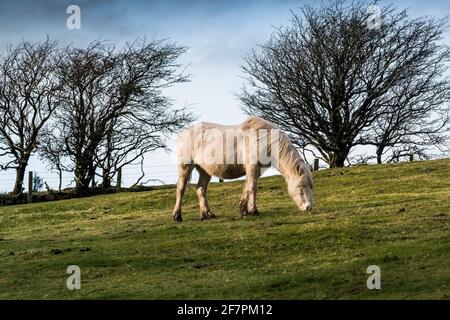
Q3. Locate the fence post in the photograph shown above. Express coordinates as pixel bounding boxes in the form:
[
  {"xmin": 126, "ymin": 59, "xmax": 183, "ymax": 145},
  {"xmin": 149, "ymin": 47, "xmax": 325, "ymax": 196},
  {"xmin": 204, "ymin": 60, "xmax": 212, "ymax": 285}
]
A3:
[
  {"xmin": 116, "ymin": 167, "xmax": 122, "ymax": 192},
  {"xmin": 409, "ymin": 154, "xmax": 414, "ymax": 162},
  {"xmin": 313, "ymin": 158, "xmax": 319, "ymax": 171},
  {"xmin": 28, "ymin": 171, "xmax": 33, "ymax": 204}
]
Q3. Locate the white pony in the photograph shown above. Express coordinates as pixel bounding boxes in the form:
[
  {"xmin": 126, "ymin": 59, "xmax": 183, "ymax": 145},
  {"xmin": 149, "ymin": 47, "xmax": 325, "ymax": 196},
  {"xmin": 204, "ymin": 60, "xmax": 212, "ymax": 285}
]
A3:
[{"xmin": 172, "ymin": 116, "xmax": 313, "ymax": 222}]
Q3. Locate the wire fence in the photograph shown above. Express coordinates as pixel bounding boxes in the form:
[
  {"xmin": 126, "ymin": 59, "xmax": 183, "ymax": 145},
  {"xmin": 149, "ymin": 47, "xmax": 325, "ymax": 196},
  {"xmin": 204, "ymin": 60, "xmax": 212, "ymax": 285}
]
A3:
[
  {"xmin": 0, "ymin": 161, "xmax": 279, "ymax": 194},
  {"xmin": 0, "ymin": 164, "xmax": 182, "ymax": 193},
  {"xmin": 0, "ymin": 162, "xmax": 249, "ymax": 193}
]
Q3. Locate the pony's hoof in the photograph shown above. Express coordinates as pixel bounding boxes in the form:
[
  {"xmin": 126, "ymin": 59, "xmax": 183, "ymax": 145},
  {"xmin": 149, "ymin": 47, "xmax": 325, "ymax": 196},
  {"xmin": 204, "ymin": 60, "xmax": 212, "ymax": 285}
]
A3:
[
  {"xmin": 208, "ymin": 212, "xmax": 216, "ymax": 219},
  {"xmin": 248, "ymin": 210, "xmax": 259, "ymax": 216},
  {"xmin": 201, "ymin": 212, "xmax": 216, "ymax": 220},
  {"xmin": 239, "ymin": 200, "xmax": 248, "ymax": 216},
  {"xmin": 173, "ymin": 214, "xmax": 183, "ymax": 222}
]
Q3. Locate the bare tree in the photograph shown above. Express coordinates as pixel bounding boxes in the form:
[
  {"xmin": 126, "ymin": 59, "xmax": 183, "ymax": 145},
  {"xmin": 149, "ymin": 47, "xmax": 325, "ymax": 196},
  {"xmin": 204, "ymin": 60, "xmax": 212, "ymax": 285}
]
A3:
[
  {"xmin": 52, "ymin": 39, "xmax": 193, "ymax": 195},
  {"xmin": 358, "ymin": 80, "xmax": 450, "ymax": 163},
  {"xmin": 38, "ymin": 123, "xmax": 68, "ymax": 191},
  {"xmin": 32, "ymin": 172, "xmax": 44, "ymax": 192},
  {"xmin": 0, "ymin": 39, "xmax": 61, "ymax": 195},
  {"xmin": 95, "ymin": 101, "xmax": 192, "ymax": 189},
  {"xmin": 238, "ymin": 0, "xmax": 450, "ymax": 167}
]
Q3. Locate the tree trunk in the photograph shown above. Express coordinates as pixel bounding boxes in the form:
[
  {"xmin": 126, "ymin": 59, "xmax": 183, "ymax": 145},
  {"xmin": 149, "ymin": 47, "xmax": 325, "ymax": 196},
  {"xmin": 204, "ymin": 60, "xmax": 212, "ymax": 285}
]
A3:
[
  {"xmin": 75, "ymin": 177, "xmax": 90, "ymax": 195},
  {"xmin": 102, "ymin": 168, "xmax": 111, "ymax": 189},
  {"xmin": 376, "ymin": 145, "xmax": 384, "ymax": 165},
  {"xmin": 74, "ymin": 162, "xmax": 91, "ymax": 196},
  {"xmin": 58, "ymin": 168, "xmax": 62, "ymax": 192},
  {"xmin": 329, "ymin": 150, "xmax": 348, "ymax": 168},
  {"xmin": 12, "ymin": 163, "xmax": 27, "ymax": 195}
]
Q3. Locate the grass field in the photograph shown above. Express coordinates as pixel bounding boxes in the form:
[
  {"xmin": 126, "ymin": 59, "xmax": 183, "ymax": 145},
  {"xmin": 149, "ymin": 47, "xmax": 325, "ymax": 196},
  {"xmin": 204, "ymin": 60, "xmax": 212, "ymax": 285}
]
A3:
[{"xmin": 0, "ymin": 159, "xmax": 449, "ymax": 299}]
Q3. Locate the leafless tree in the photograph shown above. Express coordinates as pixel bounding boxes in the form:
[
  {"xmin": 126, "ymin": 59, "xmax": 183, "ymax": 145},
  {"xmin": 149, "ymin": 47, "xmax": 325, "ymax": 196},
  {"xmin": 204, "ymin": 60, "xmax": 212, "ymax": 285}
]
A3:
[
  {"xmin": 238, "ymin": 0, "xmax": 450, "ymax": 167},
  {"xmin": 358, "ymin": 86, "xmax": 450, "ymax": 163},
  {"xmin": 52, "ymin": 39, "xmax": 193, "ymax": 195},
  {"xmin": 0, "ymin": 39, "xmax": 61, "ymax": 195},
  {"xmin": 37, "ymin": 123, "xmax": 68, "ymax": 191},
  {"xmin": 95, "ymin": 101, "xmax": 191, "ymax": 188}
]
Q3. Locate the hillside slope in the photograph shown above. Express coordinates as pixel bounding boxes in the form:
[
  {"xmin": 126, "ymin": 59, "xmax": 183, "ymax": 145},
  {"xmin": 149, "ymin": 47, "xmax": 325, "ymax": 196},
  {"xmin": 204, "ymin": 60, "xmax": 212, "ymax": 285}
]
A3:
[{"xmin": 0, "ymin": 159, "xmax": 449, "ymax": 299}]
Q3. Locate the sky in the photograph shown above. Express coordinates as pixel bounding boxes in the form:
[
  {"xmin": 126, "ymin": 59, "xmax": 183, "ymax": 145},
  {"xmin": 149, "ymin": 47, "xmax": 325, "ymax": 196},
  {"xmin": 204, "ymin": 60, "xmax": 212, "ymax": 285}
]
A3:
[{"xmin": 0, "ymin": 0, "xmax": 449, "ymax": 191}]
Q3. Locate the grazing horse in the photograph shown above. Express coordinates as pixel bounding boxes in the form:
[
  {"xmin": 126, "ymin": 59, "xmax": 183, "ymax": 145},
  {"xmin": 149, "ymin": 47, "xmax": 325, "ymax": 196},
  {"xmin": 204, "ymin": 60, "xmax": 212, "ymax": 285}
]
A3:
[{"xmin": 172, "ymin": 116, "xmax": 313, "ymax": 222}]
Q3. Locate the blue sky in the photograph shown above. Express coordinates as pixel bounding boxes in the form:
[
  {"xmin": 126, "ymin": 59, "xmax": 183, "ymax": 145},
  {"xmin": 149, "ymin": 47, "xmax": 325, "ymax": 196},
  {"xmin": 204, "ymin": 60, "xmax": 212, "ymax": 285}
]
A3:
[{"xmin": 0, "ymin": 0, "xmax": 449, "ymax": 190}]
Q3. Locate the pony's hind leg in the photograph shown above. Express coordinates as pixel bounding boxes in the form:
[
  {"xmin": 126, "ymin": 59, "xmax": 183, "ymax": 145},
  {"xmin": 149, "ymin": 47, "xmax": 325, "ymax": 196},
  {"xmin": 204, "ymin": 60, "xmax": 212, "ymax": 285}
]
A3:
[
  {"xmin": 196, "ymin": 167, "xmax": 215, "ymax": 220},
  {"xmin": 240, "ymin": 165, "xmax": 260, "ymax": 217},
  {"xmin": 172, "ymin": 164, "xmax": 194, "ymax": 222}
]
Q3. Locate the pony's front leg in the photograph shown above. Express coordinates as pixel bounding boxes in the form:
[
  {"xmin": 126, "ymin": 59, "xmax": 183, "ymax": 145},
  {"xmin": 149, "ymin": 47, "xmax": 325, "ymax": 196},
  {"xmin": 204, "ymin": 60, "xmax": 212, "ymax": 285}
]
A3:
[
  {"xmin": 239, "ymin": 188, "xmax": 248, "ymax": 217},
  {"xmin": 240, "ymin": 166, "xmax": 260, "ymax": 217},
  {"xmin": 172, "ymin": 164, "xmax": 193, "ymax": 222},
  {"xmin": 196, "ymin": 168, "xmax": 215, "ymax": 220},
  {"xmin": 247, "ymin": 176, "xmax": 259, "ymax": 216}
]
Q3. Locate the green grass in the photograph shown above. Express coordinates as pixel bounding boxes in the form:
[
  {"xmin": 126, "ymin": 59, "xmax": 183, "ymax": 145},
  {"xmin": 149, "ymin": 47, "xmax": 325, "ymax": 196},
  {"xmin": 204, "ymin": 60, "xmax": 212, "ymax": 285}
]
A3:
[{"xmin": 0, "ymin": 159, "xmax": 449, "ymax": 299}]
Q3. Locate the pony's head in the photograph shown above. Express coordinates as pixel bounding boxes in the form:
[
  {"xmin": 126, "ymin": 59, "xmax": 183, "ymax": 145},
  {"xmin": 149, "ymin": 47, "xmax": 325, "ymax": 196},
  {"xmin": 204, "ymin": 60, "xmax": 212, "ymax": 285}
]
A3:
[{"xmin": 286, "ymin": 162, "xmax": 314, "ymax": 212}]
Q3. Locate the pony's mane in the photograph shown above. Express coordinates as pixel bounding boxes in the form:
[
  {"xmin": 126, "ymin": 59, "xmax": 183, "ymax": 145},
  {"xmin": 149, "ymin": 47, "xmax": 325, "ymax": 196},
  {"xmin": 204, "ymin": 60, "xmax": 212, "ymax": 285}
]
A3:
[
  {"xmin": 241, "ymin": 116, "xmax": 312, "ymax": 185},
  {"xmin": 277, "ymin": 131, "xmax": 313, "ymax": 186}
]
